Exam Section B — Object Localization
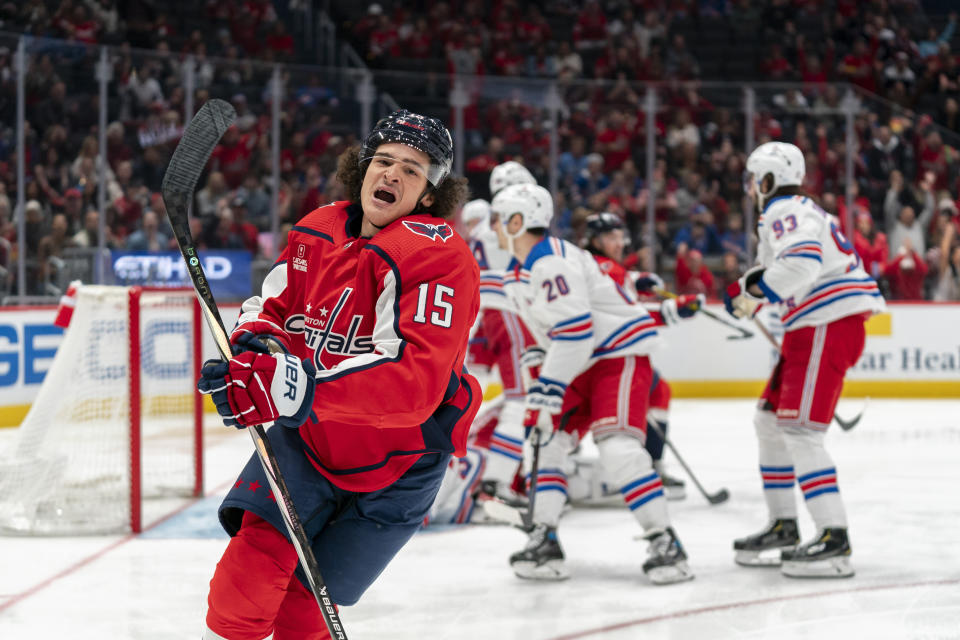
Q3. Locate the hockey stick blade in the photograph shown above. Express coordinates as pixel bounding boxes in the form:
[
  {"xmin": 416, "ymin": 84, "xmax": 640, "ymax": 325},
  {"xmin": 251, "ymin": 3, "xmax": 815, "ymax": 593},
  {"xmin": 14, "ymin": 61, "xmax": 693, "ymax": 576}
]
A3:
[
  {"xmin": 481, "ymin": 498, "xmax": 527, "ymax": 528},
  {"xmin": 647, "ymin": 421, "xmax": 729, "ymax": 506},
  {"xmin": 835, "ymin": 397, "xmax": 869, "ymax": 431},
  {"xmin": 161, "ymin": 98, "xmax": 237, "ymax": 357},
  {"xmin": 161, "ymin": 100, "xmax": 348, "ymax": 640}
]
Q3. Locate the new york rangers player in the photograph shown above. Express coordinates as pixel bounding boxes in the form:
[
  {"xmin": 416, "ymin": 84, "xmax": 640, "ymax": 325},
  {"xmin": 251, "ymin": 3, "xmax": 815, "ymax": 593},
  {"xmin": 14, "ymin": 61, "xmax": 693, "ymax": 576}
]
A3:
[
  {"xmin": 725, "ymin": 141, "xmax": 885, "ymax": 578},
  {"xmin": 494, "ymin": 183, "xmax": 693, "ymax": 585},
  {"xmin": 455, "ymin": 162, "xmax": 539, "ymax": 505},
  {"xmin": 198, "ymin": 110, "xmax": 481, "ymax": 638}
]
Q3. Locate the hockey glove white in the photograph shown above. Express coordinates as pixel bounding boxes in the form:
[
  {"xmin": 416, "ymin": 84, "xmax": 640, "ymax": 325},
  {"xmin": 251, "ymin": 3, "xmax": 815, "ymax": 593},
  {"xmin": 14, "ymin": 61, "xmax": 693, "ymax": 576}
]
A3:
[
  {"xmin": 198, "ymin": 351, "xmax": 317, "ymax": 429},
  {"xmin": 724, "ymin": 266, "xmax": 765, "ymax": 319},
  {"xmin": 523, "ymin": 378, "xmax": 565, "ymax": 445}
]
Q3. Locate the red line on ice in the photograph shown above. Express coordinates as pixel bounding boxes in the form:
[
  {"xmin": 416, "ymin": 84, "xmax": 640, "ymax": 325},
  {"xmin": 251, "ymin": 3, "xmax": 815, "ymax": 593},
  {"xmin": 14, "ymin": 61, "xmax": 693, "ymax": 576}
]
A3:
[{"xmin": 545, "ymin": 578, "xmax": 960, "ymax": 639}]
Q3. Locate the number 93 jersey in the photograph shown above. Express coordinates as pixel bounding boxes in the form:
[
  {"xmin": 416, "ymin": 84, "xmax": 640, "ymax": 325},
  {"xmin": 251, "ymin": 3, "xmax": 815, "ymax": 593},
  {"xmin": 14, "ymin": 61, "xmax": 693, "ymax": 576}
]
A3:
[
  {"xmin": 510, "ymin": 236, "xmax": 663, "ymax": 389},
  {"xmin": 756, "ymin": 195, "xmax": 886, "ymax": 330}
]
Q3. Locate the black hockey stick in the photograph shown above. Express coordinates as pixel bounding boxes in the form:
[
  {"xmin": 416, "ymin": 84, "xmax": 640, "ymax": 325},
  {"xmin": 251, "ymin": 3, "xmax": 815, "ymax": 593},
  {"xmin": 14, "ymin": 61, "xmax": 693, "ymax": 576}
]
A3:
[
  {"xmin": 161, "ymin": 99, "xmax": 347, "ymax": 640},
  {"xmin": 654, "ymin": 288, "xmax": 753, "ymax": 340},
  {"xmin": 647, "ymin": 420, "xmax": 730, "ymax": 505},
  {"xmin": 752, "ymin": 318, "xmax": 867, "ymax": 431},
  {"xmin": 522, "ymin": 430, "xmax": 542, "ymax": 530}
]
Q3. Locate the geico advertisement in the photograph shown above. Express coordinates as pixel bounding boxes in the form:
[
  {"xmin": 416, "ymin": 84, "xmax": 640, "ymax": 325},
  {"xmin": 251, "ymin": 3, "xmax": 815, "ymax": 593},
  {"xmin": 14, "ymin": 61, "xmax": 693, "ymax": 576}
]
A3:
[{"xmin": 0, "ymin": 305, "xmax": 241, "ymax": 412}]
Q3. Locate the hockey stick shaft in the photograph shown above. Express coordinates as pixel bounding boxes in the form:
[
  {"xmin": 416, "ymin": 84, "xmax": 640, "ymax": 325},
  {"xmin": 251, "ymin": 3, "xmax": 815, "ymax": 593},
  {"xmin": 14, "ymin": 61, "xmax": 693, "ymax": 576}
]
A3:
[
  {"xmin": 752, "ymin": 318, "xmax": 865, "ymax": 431},
  {"xmin": 522, "ymin": 430, "xmax": 541, "ymax": 530},
  {"xmin": 647, "ymin": 420, "xmax": 729, "ymax": 505},
  {"xmin": 162, "ymin": 99, "xmax": 347, "ymax": 639},
  {"xmin": 653, "ymin": 287, "xmax": 753, "ymax": 339}
]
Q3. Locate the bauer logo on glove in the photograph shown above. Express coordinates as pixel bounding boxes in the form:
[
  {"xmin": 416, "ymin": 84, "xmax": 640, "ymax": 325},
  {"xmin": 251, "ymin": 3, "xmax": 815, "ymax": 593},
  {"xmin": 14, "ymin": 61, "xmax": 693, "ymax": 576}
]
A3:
[{"xmin": 198, "ymin": 351, "xmax": 317, "ymax": 429}]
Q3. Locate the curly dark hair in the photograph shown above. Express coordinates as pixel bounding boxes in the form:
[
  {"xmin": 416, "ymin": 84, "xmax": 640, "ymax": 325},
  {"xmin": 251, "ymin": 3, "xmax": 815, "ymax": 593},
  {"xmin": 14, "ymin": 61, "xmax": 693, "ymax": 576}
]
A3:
[{"xmin": 335, "ymin": 144, "xmax": 469, "ymax": 220}]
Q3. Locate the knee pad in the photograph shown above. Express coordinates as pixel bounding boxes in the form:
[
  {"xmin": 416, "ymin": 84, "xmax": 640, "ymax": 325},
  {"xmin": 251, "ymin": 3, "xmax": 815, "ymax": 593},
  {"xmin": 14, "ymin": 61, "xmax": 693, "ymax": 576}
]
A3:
[
  {"xmin": 595, "ymin": 433, "xmax": 654, "ymax": 490},
  {"xmin": 781, "ymin": 425, "xmax": 829, "ymax": 467}
]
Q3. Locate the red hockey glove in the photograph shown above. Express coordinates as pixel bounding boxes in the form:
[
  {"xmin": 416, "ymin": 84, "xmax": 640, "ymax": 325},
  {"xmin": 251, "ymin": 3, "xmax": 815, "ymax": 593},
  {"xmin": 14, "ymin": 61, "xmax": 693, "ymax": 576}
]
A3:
[
  {"xmin": 198, "ymin": 351, "xmax": 316, "ymax": 429},
  {"xmin": 230, "ymin": 319, "xmax": 292, "ymax": 355},
  {"xmin": 660, "ymin": 293, "xmax": 706, "ymax": 325}
]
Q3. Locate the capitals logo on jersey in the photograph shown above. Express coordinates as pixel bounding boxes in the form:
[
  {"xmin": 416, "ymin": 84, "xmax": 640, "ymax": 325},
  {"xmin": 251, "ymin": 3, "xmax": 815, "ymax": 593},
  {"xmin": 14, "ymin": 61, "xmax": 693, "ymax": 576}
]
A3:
[
  {"xmin": 285, "ymin": 288, "xmax": 375, "ymax": 370},
  {"xmin": 403, "ymin": 220, "xmax": 453, "ymax": 242}
]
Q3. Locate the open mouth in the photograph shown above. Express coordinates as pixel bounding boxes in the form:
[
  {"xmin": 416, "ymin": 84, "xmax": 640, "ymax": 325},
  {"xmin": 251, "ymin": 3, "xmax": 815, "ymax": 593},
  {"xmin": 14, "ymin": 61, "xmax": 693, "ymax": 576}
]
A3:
[{"xmin": 374, "ymin": 189, "xmax": 396, "ymax": 204}]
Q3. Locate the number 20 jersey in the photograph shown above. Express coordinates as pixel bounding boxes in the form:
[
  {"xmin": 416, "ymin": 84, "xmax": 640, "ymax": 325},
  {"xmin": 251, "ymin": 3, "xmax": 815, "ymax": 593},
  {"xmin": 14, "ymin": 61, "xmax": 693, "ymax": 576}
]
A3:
[
  {"xmin": 756, "ymin": 195, "xmax": 886, "ymax": 330},
  {"xmin": 234, "ymin": 201, "xmax": 482, "ymax": 492},
  {"xmin": 506, "ymin": 236, "xmax": 663, "ymax": 389}
]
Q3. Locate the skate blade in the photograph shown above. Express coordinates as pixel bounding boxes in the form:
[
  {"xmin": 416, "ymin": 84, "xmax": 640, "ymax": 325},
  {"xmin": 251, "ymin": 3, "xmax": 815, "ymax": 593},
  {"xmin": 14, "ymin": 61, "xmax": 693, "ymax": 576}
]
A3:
[
  {"xmin": 781, "ymin": 555, "xmax": 854, "ymax": 578},
  {"xmin": 512, "ymin": 559, "xmax": 570, "ymax": 581},
  {"xmin": 734, "ymin": 548, "xmax": 792, "ymax": 567},
  {"xmin": 645, "ymin": 561, "xmax": 694, "ymax": 585}
]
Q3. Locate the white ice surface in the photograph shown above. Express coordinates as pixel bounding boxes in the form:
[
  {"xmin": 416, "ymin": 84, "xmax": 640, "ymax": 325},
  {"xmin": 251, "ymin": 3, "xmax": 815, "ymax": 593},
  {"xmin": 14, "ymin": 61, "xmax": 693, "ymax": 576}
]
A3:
[{"xmin": 1, "ymin": 399, "xmax": 958, "ymax": 639}]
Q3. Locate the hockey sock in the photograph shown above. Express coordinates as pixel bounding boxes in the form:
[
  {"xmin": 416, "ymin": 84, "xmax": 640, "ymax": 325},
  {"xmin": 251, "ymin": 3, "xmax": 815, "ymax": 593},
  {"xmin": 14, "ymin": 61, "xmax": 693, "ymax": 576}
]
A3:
[
  {"xmin": 597, "ymin": 434, "xmax": 669, "ymax": 531},
  {"xmin": 484, "ymin": 399, "xmax": 526, "ymax": 485},
  {"xmin": 754, "ymin": 410, "xmax": 798, "ymax": 520},
  {"xmin": 782, "ymin": 425, "xmax": 848, "ymax": 529},
  {"xmin": 207, "ymin": 512, "xmax": 301, "ymax": 640},
  {"xmin": 528, "ymin": 431, "xmax": 572, "ymax": 527}
]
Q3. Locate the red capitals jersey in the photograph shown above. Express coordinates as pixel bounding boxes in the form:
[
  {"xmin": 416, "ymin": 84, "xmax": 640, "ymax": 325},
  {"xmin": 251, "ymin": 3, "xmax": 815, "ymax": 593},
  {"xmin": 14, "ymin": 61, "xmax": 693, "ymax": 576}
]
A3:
[
  {"xmin": 238, "ymin": 201, "xmax": 482, "ymax": 492},
  {"xmin": 593, "ymin": 254, "xmax": 627, "ymax": 287}
]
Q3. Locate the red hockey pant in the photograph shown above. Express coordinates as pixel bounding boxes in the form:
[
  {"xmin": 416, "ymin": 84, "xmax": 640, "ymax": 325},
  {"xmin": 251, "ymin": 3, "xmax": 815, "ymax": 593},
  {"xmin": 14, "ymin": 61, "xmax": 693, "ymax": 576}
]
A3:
[{"xmin": 207, "ymin": 511, "xmax": 331, "ymax": 640}]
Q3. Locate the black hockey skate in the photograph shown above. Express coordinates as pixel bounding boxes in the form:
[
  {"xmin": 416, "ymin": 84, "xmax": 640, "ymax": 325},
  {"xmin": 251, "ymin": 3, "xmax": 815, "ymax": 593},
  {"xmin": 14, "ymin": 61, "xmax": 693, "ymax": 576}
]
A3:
[
  {"xmin": 642, "ymin": 527, "xmax": 694, "ymax": 585},
  {"xmin": 509, "ymin": 524, "xmax": 569, "ymax": 581},
  {"xmin": 733, "ymin": 518, "xmax": 800, "ymax": 567},
  {"xmin": 781, "ymin": 528, "xmax": 854, "ymax": 578}
]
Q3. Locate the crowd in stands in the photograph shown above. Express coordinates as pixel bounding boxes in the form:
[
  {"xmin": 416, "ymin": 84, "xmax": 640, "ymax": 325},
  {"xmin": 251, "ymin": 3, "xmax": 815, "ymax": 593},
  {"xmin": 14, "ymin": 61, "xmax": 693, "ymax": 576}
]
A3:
[
  {"xmin": 337, "ymin": 0, "xmax": 960, "ymax": 302},
  {"xmin": 0, "ymin": 0, "xmax": 958, "ymax": 303}
]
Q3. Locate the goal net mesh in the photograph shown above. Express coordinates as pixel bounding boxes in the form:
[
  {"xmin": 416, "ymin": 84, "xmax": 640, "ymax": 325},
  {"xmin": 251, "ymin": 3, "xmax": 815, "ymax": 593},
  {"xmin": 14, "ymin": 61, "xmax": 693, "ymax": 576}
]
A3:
[{"xmin": 0, "ymin": 286, "xmax": 201, "ymax": 535}]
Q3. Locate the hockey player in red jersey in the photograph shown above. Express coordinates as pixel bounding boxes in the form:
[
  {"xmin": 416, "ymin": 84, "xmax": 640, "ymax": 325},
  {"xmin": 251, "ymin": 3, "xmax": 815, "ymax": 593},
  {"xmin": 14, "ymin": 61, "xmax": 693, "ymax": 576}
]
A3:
[
  {"xmin": 494, "ymin": 184, "xmax": 693, "ymax": 585},
  {"xmin": 197, "ymin": 110, "xmax": 482, "ymax": 639},
  {"xmin": 581, "ymin": 212, "xmax": 705, "ymax": 501},
  {"xmin": 726, "ymin": 142, "xmax": 885, "ymax": 578}
]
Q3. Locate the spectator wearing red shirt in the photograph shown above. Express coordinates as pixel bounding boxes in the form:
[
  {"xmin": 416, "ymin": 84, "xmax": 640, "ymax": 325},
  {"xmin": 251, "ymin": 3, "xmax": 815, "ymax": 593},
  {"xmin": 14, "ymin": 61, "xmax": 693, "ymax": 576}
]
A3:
[
  {"xmin": 211, "ymin": 126, "xmax": 255, "ymax": 190},
  {"xmin": 674, "ymin": 246, "xmax": 715, "ymax": 296},
  {"xmin": 760, "ymin": 42, "xmax": 792, "ymax": 79},
  {"xmin": 403, "ymin": 18, "xmax": 433, "ymax": 59},
  {"xmin": 595, "ymin": 110, "xmax": 632, "ymax": 174},
  {"xmin": 229, "ymin": 196, "xmax": 260, "ymax": 256},
  {"xmin": 574, "ymin": 0, "xmax": 607, "ymax": 51},
  {"xmin": 883, "ymin": 238, "xmax": 928, "ymax": 300},
  {"xmin": 853, "ymin": 211, "xmax": 889, "ymax": 279},
  {"xmin": 916, "ymin": 129, "xmax": 951, "ymax": 191},
  {"xmin": 838, "ymin": 38, "xmax": 878, "ymax": 93},
  {"xmin": 265, "ymin": 21, "xmax": 295, "ymax": 61},
  {"xmin": 517, "ymin": 5, "xmax": 552, "ymax": 47}
]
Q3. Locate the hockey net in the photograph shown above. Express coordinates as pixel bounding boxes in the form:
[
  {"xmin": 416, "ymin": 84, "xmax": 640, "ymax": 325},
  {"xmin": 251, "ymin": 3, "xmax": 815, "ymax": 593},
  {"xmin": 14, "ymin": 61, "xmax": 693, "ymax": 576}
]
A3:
[{"xmin": 0, "ymin": 285, "xmax": 203, "ymax": 535}]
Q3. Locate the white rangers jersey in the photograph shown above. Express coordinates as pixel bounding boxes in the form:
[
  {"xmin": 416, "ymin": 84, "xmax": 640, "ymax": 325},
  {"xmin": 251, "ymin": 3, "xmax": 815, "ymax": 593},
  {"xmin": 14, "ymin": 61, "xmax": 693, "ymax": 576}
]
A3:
[
  {"xmin": 471, "ymin": 229, "xmax": 517, "ymax": 313},
  {"xmin": 504, "ymin": 236, "xmax": 663, "ymax": 390},
  {"xmin": 756, "ymin": 195, "xmax": 886, "ymax": 330}
]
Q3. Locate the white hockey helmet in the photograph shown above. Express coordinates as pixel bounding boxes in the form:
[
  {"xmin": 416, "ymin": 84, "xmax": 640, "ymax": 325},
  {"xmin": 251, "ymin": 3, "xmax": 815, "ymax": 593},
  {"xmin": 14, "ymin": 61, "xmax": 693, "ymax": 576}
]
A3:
[
  {"xmin": 489, "ymin": 160, "xmax": 536, "ymax": 197},
  {"xmin": 460, "ymin": 199, "xmax": 492, "ymax": 239},
  {"xmin": 745, "ymin": 141, "xmax": 805, "ymax": 209},
  {"xmin": 492, "ymin": 183, "xmax": 553, "ymax": 233}
]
